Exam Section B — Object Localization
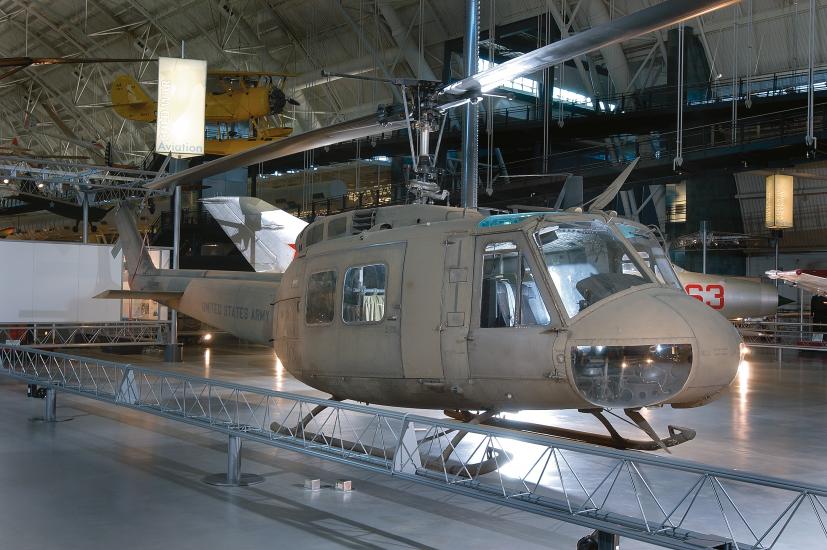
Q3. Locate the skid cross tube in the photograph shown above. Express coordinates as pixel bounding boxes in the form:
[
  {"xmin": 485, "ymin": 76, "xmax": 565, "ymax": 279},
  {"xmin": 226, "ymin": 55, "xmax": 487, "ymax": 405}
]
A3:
[{"xmin": 1, "ymin": 344, "xmax": 827, "ymax": 550}]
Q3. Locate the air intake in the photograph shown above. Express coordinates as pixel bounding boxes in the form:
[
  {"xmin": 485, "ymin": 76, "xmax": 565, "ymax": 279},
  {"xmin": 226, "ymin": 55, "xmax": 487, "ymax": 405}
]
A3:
[{"xmin": 351, "ymin": 209, "xmax": 377, "ymax": 233}]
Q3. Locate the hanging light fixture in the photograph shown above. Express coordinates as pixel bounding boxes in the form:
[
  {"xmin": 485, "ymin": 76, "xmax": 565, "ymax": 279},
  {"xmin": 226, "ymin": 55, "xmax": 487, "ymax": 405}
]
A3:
[{"xmin": 765, "ymin": 173, "xmax": 794, "ymax": 229}]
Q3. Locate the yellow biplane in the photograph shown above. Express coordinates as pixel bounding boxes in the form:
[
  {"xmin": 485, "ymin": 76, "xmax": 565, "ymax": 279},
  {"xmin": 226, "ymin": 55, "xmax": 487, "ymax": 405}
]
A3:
[{"xmin": 111, "ymin": 70, "xmax": 298, "ymax": 156}]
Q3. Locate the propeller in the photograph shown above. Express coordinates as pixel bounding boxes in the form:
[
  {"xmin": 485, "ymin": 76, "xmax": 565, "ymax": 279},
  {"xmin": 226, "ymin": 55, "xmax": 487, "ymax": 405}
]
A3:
[{"xmin": 268, "ymin": 88, "xmax": 301, "ymax": 116}]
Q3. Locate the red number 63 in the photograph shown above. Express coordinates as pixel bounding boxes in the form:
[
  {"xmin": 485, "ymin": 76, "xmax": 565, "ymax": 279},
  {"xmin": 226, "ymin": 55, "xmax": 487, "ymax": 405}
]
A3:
[{"xmin": 685, "ymin": 283, "xmax": 725, "ymax": 310}]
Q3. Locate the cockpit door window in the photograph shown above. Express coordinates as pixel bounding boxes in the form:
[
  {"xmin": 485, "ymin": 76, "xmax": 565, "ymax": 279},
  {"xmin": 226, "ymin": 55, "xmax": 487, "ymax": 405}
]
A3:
[
  {"xmin": 615, "ymin": 222, "xmax": 682, "ymax": 290},
  {"xmin": 480, "ymin": 241, "xmax": 551, "ymax": 328}
]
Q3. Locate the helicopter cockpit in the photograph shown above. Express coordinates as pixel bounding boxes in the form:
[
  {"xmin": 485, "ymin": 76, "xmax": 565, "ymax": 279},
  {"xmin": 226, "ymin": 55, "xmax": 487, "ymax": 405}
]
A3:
[
  {"xmin": 479, "ymin": 212, "xmax": 735, "ymax": 410},
  {"xmin": 534, "ymin": 220, "xmax": 655, "ymax": 317}
]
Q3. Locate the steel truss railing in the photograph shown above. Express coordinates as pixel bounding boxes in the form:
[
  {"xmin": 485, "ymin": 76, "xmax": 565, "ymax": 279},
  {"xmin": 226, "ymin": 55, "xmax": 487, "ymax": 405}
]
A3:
[
  {"xmin": 0, "ymin": 322, "xmax": 169, "ymax": 348},
  {"xmin": 0, "ymin": 156, "xmax": 170, "ymax": 206},
  {"xmin": 1, "ymin": 344, "xmax": 826, "ymax": 550},
  {"xmin": 736, "ymin": 320, "xmax": 827, "ymax": 352}
]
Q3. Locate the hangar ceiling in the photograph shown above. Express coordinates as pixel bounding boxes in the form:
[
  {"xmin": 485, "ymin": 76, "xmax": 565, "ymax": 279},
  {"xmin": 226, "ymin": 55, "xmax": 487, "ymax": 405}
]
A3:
[{"xmin": 0, "ymin": 0, "xmax": 823, "ymax": 166}]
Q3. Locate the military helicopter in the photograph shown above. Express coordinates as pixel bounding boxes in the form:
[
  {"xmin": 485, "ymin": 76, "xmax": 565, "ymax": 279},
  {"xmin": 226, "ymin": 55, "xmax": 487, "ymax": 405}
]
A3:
[{"xmin": 101, "ymin": 0, "xmax": 743, "ymax": 451}]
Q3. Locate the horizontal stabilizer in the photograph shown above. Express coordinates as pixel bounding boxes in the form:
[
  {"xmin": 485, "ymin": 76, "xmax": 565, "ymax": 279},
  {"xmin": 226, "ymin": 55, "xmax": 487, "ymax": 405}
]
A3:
[{"xmin": 95, "ymin": 289, "xmax": 183, "ymax": 306}]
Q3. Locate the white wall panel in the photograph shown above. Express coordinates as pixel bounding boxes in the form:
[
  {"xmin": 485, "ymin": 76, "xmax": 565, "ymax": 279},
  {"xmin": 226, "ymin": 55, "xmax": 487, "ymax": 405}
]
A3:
[{"xmin": 0, "ymin": 240, "xmax": 121, "ymax": 322}]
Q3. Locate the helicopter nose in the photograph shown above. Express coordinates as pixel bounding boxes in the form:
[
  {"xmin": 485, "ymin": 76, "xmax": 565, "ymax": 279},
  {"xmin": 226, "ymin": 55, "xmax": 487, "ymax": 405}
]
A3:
[
  {"xmin": 566, "ymin": 286, "xmax": 742, "ymax": 409},
  {"xmin": 663, "ymin": 290, "xmax": 743, "ymax": 408}
]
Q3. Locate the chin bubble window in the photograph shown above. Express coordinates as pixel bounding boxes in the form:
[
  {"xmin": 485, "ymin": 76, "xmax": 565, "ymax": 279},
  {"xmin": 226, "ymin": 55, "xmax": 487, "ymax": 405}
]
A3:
[
  {"xmin": 535, "ymin": 221, "xmax": 652, "ymax": 317},
  {"xmin": 571, "ymin": 344, "xmax": 692, "ymax": 408}
]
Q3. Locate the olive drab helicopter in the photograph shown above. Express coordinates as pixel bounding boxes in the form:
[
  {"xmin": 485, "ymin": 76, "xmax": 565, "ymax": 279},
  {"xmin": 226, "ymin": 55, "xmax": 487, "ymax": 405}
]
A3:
[{"xmin": 101, "ymin": 0, "xmax": 743, "ymax": 452}]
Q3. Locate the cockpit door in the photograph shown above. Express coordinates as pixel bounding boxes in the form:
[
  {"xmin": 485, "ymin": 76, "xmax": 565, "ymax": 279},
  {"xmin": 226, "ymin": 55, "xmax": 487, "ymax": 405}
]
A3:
[{"xmin": 467, "ymin": 235, "xmax": 560, "ymax": 381}]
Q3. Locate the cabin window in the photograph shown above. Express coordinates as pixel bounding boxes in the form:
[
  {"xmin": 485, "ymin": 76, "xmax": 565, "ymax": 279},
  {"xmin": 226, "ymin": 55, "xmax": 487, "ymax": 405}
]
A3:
[
  {"xmin": 307, "ymin": 223, "xmax": 324, "ymax": 246},
  {"xmin": 480, "ymin": 242, "xmax": 551, "ymax": 328},
  {"xmin": 327, "ymin": 217, "xmax": 348, "ymax": 239},
  {"xmin": 306, "ymin": 270, "xmax": 337, "ymax": 324},
  {"xmin": 342, "ymin": 264, "xmax": 387, "ymax": 324}
]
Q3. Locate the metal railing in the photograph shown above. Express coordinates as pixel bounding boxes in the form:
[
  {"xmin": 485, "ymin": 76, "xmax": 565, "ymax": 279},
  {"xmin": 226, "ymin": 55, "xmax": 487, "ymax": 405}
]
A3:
[
  {"xmin": 0, "ymin": 156, "xmax": 170, "ymax": 207},
  {"xmin": 0, "ymin": 321, "xmax": 170, "ymax": 348},
  {"xmin": 736, "ymin": 320, "xmax": 827, "ymax": 352},
  {"xmin": 1, "ymin": 344, "xmax": 826, "ymax": 549}
]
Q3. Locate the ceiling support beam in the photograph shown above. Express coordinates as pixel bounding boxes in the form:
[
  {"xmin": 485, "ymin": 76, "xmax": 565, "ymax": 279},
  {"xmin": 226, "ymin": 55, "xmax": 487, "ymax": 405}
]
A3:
[
  {"xmin": 546, "ymin": 1, "xmax": 595, "ymax": 98},
  {"xmin": 378, "ymin": 1, "xmax": 437, "ymax": 81}
]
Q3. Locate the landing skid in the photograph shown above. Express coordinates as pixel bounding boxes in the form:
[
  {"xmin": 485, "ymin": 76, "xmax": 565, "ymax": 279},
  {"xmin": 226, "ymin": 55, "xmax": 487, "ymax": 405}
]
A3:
[
  {"xmin": 444, "ymin": 409, "xmax": 695, "ymax": 452},
  {"xmin": 268, "ymin": 400, "xmax": 508, "ymax": 477}
]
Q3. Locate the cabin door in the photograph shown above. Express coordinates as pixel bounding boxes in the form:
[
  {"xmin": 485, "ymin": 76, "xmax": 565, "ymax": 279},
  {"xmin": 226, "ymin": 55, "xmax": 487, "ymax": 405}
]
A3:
[
  {"xmin": 467, "ymin": 235, "xmax": 558, "ymax": 381},
  {"xmin": 333, "ymin": 242, "xmax": 406, "ymax": 378}
]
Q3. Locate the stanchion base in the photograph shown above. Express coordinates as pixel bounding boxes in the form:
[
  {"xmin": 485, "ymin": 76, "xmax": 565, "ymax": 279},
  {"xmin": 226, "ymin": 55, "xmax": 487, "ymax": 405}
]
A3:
[
  {"xmin": 164, "ymin": 344, "xmax": 183, "ymax": 362},
  {"xmin": 203, "ymin": 473, "xmax": 265, "ymax": 487},
  {"xmin": 28, "ymin": 417, "xmax": 73, "ymax": 423}
]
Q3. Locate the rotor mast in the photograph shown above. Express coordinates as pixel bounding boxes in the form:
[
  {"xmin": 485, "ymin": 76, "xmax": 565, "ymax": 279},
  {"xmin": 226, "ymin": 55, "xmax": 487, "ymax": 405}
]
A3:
[{"xmin": 461, "ymin": 0, "xmax": 480, "ymax": 209}]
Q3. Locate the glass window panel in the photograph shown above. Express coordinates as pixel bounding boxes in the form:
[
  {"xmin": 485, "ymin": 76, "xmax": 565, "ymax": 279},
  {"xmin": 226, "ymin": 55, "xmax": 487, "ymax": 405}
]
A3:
[
  {"xmin": 535, "ymin": 221, "xmax": 652, "ymax": 317},
  {"xmin": 327, "ymin": 217, "xmax": 348, "ymax": 239},
  {"xmin": 480, "ymin": 241, "xmax": 551, "ymax": 328},
  {"xmin": 307, "ymin": 223, "xmax": 324, "ymax": 246},
  {"xmin": 306, "ymin": 270, "xmax": 336, "ymax": 324},
  {"xmin": 343, "ymin": 264, "xmax": 386, "ymax": 323},
  {"xmin": 615, "ymin": 222, "xmax": 682, "ymax": 290}
]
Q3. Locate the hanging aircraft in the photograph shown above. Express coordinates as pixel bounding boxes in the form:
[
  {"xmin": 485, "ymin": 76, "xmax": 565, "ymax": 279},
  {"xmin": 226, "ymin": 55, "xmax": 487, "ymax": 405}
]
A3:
[
  {"xmin": 99, "ymin": 0, "xmax": 743, "ymax": 452},
  {"xmin": 111, "ymin": 71, "xmax": 298, "ymax": 156},
  {"xmin": 767, "ymin": 269, "xmax": 827, "ymax": 296}
]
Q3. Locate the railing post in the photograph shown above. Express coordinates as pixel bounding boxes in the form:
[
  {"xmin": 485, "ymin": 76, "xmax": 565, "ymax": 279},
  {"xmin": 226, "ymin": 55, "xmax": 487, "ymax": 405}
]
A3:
[
  {"xmin": 227, "ymin": 434, "xmax": 241, "ymax": 485},
  {"xmin": 44, "ymin": 387, "xmax": 56, "ymax": 422},
  {"xmin": 204, "ymin": 434, "xmax": 264, "ymax": 487},
  {"xmin": 392, "ymin": 420, "xmax": 422, "ymax": 475}
]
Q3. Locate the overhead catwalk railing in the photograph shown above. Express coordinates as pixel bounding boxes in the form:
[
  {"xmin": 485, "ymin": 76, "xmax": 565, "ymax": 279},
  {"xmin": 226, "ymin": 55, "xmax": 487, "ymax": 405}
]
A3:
[
  {"xmin": 0, "ymin": 155, "xmax": 170, "ymax": 206},
  {"xmin": 0, "ymin": 321, "xmax": 169, "ymax": 348},
  {"xmin": 1, "ymin": 345, "xmax": 826, "ymax": 549}
]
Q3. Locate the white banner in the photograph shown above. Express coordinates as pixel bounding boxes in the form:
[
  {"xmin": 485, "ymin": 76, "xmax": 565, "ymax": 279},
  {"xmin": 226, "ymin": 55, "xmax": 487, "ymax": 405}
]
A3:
[{"xmin": 155, "ymin": 57, "xmax": 206, "ymax": 158}]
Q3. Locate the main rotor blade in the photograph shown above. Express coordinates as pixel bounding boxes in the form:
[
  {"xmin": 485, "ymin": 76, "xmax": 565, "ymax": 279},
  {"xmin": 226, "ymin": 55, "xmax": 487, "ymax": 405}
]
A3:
[
  {"xmin": 443, "ymin": 0, "xmax": 739, "ymax": 96},
  {"xmin": 148, "ymin": 114, "xmax": 409, "ymax": 190},
  {"xmin": 587, "ymin": 157, "xmax": 640, "ymax": 212},
  {"xmin": 0, "ymin": 57, "xmax": 157, "ymax": 68}
]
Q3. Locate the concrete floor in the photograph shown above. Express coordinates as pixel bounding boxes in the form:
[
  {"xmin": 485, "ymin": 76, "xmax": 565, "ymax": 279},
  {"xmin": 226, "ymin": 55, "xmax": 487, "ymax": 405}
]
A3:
[{"xmin": 0, "ymin": 340, "xmax": 825, "ymax": 549}]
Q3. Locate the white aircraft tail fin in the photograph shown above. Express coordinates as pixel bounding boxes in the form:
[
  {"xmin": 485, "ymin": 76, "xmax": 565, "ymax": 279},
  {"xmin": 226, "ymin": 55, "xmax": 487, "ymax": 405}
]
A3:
[
  {"xmin": 114, "ymin": 204, "xmax": 158, "ymax": 280},
  {"xmin": 202, "ymin": 196, "xmax": 307, "ymax": 273}
]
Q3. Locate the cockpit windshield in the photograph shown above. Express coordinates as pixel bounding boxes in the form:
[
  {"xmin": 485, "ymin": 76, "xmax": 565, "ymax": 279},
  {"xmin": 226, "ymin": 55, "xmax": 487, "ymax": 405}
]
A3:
[
  {"xmin": 534, "ymin": 220, "xmax": 653, "ymax": 317},
  {"xmin": 614, "ymin": 222, "xmax": 682, "ymax": 290}
]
